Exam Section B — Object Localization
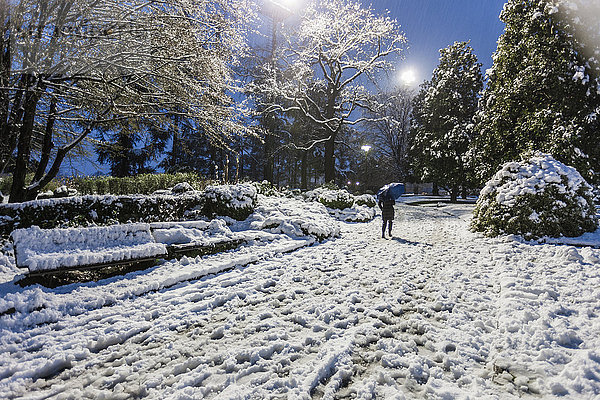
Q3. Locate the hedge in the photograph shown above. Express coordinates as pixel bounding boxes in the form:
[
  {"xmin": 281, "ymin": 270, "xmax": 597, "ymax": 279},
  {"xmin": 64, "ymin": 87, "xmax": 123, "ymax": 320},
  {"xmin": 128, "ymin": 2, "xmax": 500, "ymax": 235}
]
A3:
[{"xmin": 0, "ymin": 184, "xmax": 257, "ymax": 238}]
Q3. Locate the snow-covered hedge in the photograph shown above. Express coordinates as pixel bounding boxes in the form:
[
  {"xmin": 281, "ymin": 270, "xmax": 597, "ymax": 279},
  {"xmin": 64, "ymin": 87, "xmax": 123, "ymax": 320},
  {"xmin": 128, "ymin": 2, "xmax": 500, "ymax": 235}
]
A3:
[
  {"xmin": 0, "ymin": 193, "xmax": 204, "ymax": 237},
  {"xmin": 249, "ymin": 196, "xmax": 340, "ymax": 241},
  {"xmin": 471, "ymin": 153, "xmax": 598, "ymax": 239},
  {"xmin": 11, "ymin": 224, "xmax": 167, "ymax": 271},
  {"xmin": 0, "ymin": 184, "xmax": 257, "ymax": 237}
]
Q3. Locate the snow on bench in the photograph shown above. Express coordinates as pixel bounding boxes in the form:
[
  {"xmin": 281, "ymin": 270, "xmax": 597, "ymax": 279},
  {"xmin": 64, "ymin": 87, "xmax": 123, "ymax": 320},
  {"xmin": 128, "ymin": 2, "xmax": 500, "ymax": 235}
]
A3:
[
  {"xmin": 11, "ymin": 223, "xmax": 168, "ymax": 273},
  {"xmin": 150, "ymin": 219, "xmax": 282, "ymax": 258}
]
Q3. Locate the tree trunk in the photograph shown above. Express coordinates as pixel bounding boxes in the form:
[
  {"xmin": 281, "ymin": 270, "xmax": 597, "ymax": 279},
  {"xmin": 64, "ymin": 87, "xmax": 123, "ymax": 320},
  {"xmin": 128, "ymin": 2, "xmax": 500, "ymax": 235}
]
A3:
[
  {"xmin": 301, "ymin": 150, "xmax": 308, "ymax": 190},
  {"xmin": 324, "ymin": 134, "xmax": 335, "ymax": 183},
  {"xmin": 0, "ymin": 76, "xmax": 27, "ymax": 174},
  {"xmin": 263, "ymin": 126, "xmax": 275, "ymax": 183},
  {"xmin": 32, "ymin": 96, "xmax": 57, "ymax": 183},
  {"xmin": 170, "ymin": 118, "xmax": 180, "ymax": 172},
  {"xmin": 0, "ymin": 25, "xmax": 12, "ymax": 174},
  {"xmin": 432, "ymin": 182, "xmax": 439, "ymax": 196},
  {"xmin": 450, "ymin": 186, "xmax": 458, "ymax": 203},
  {"xmin": 10, "ymin": 86, "xmax": 41, "ymax": 203}
]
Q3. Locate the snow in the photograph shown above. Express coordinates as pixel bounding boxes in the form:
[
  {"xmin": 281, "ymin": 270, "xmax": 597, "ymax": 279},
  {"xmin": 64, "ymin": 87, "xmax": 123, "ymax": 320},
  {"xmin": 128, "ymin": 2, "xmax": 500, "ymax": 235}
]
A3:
[
  {"xmin": 480, "ymin": 153, "xmax": 592, "ymax": 207},
  {"xmin": 11, "ymin": 224, "xmax": 167, "ymax": 271},
  {"xmin": 203, "ymin": 183, "xmax": 257, "ymax": 209},
  {"xmin": 247, "ymin": 195, "xmax": 340, "ymax": 240},
  {"xmin": 0, "ymin": 197, "xmax": 600, "ymax": 398}
]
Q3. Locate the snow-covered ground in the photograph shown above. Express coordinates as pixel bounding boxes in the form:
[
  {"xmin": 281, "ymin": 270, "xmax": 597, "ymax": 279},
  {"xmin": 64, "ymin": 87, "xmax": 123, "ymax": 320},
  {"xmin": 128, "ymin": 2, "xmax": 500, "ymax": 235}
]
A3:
[{"xmin": 1, "ymin": 199, "xmax": 599, "ymax": 399}]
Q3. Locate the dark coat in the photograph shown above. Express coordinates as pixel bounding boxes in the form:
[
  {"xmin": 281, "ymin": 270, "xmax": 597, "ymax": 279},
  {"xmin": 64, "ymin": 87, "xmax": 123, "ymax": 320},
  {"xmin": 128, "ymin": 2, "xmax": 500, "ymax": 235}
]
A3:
[{"xmin": 379, "ymin": 196, "xmax": 395, "ymax": 221}]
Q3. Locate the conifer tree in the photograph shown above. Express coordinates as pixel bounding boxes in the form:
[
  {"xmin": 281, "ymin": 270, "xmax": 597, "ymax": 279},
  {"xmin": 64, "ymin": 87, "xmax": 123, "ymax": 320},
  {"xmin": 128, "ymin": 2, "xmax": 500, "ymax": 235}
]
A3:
[
  {"xmin": 411, "ymin": 41, "xmax": 483, "ymax": 202},
  {"xmin": 471, "ymin": 0, "xmax": 600, "ymax": 184}
]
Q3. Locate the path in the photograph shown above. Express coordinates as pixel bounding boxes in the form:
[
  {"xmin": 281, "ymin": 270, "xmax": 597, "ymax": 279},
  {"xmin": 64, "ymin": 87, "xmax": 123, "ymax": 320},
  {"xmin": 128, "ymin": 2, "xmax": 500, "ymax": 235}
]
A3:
[{"xmin": 1, "ymin": 203, "xmax": 599, "ymax": 399}]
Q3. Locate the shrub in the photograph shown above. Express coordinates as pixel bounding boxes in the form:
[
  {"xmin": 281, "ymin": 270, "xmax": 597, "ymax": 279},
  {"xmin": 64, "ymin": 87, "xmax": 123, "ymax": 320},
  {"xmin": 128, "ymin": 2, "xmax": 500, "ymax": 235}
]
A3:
[
  {"xmin": 318, "ymin": 189, "xmax": 354, "ymax": 210},
  {"xmin": 304, "ymin": 187, "xmax": 355, "ymax": 210},
  {"xmin": 0, "ymin": 174, "xmax": 62, "ymax": 197},
  {"xmin": 0, "ymin": 193, "xmax": 206, "ymax": 237},
  {"xmin": 253, "ymin": 180, "xmax": 280, "ymax": 197},
  {"xmin": 72, "ymin": 172, "xmax": 207, "ymax": 195},
  {"xmin": 354, "ymin": 194, "xmax": 376, "ymax": 208},
  {"xmin": 471, "ymin": 153, "xmax": 598, "ymax": 239},
  {"xmin": 249, "ymin": 196, "xmax": 340, "ymax": 241},
  {"xmin": 201, "ymin": 183, "xmax": 257, "ymax": 221}
]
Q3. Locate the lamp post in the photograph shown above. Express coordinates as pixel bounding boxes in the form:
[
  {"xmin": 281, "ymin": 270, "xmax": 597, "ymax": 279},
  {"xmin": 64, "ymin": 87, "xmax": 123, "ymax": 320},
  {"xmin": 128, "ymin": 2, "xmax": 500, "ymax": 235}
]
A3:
[
  {"xmin": 360, "ymin": 145, "xmax": 372, "ymax": 193},
  {"xmin": 260, "ymin": 0, "xmax": 294, "ymax": 184}
]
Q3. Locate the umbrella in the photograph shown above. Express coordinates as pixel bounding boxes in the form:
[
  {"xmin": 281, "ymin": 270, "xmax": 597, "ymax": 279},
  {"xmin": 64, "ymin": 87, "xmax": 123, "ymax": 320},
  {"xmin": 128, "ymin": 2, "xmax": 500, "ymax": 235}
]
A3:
[{"xmin": 377, "ymin": 183, "xmax": 405, "ymax": 199}]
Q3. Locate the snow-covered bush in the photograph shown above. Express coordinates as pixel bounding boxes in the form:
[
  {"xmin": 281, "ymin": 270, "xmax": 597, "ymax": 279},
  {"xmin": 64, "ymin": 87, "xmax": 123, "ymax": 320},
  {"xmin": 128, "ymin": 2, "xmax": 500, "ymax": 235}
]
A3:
[
  {"xmin": 202, "ymin": 183, "xmax": 257, "ymax": 220},
  {"xmin": 471, "ymin": 153, "xmax": 598, "ymax": 239},
  {"xmin": 35, "ymin": 186, "xmax": 78, "ymax": 200},
  {"xmin": 305, "ymin": 187, "xmax": 354, "ymax": 210},
  {"xmin": 354, "ymin": 194, "xmax": 376, "ymax": 208},
  {"xmin": 249, "ymin": 196, "xmax": 340, "ymax": 241},
  {"xmin": 302, "ymin": 187, "xmax": 376, "ymax": 222},
  {"xmin": 0, "ymin": 194, "xmax": 206, "ymax": 236},
  {"xmin": 329, "ymin": 205, "xmax": 376, "ymax": 222},
  {"xmin": 252, "ymin": 181, "xmax": 279, "ymax": 197}
]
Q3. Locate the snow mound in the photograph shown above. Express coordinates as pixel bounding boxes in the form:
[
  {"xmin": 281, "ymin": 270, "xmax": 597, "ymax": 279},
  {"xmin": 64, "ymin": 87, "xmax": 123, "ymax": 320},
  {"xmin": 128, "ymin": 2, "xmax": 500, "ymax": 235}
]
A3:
[
  {"xmin": 472, "ymin": 153, "xmax": 597, "ymax": 239},
  {"xmin": 249, "ymin": 196, "xmax": 340, "ymax": 241},
  {"xmin": 11, "ymin": 224, "xmax": 167, "ymax": 271},
  {"xmin": 171, "ymin": 182, "xmax": 194, "ymax": 193},
  {"xmin": 151, "ymin": 219, "xmax": 235, "ymax": 246}
]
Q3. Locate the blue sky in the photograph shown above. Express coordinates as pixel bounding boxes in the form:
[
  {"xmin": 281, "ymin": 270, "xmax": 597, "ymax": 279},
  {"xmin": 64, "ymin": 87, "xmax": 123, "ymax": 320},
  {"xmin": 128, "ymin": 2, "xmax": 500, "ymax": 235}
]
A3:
[{"xmin": 371, "ymin": 0, "xmax": 507, "ymax": 85}]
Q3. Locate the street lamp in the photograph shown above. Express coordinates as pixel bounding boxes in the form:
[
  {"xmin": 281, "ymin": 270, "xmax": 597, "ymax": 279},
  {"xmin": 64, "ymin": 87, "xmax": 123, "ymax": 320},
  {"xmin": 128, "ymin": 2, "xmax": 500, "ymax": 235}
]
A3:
[
  {"xmin": 400, "ymin": 68, "xmax": 418, "ymax": 86},
  {"xmin": 359, "ymin": 145, "xmax": 372, "ymax": 193}
]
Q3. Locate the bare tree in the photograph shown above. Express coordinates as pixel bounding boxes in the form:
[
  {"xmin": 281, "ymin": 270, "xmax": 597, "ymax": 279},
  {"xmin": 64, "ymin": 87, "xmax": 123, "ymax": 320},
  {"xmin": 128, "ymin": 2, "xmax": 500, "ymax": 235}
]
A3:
[
  {"xmin": 256, "ymin": 0, "xmax": 406, "ymax": 184},
  {"xmin": 1, "ymin": 0, "xmax": 254, "ymax": 202},
  {"xmin": 365, "ymin": 86, "xmax": 414, "ymax": 181}
]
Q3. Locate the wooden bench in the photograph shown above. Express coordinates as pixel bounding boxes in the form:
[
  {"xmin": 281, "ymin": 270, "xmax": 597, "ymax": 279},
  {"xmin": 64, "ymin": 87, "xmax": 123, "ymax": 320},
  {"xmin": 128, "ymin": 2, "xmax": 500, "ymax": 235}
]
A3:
[
  {"xmin": 11, "ymin": 223, "xmax": 168, "ymax": 275},
  {"xmin": 11, "ymin": 221, "xmax": 280, "ymax": 287}
]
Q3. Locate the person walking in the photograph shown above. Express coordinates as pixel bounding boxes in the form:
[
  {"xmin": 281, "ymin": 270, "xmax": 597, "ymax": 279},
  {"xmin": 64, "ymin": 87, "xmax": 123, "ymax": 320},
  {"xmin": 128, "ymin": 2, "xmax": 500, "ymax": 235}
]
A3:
[{"xmin": 378, "ymin": 190, "xmax": 395, "ymax": 238}]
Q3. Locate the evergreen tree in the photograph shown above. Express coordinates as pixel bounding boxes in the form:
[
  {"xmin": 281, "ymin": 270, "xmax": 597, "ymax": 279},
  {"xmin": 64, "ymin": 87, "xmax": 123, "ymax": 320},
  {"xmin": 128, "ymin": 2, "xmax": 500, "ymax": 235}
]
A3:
[
  {"xmin": 471, "ymin": 0, "xmax": 600, "ymax": 184},
  {"xmin": 96, "ymin": 121, "xmax": 168, "ymax": 177},
  {"xmin": 411, "ymin": 41, "xmax": 483, "ymax": 202}
]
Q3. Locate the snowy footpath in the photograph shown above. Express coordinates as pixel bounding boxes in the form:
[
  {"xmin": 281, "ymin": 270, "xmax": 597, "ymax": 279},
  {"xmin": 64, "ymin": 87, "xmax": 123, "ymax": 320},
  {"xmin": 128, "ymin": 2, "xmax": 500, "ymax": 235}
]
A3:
[{"xmin": 1, "ymin": 203, "xmax": 599, "ymax": 399}]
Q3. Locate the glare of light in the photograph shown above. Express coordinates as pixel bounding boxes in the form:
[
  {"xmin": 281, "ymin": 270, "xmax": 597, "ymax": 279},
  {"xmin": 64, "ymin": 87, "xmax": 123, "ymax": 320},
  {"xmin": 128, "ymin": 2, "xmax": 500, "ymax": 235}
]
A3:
[
  {"xmin": 400, "ymin": 69, "xmax": 417, "ymax": 85},
  {"xmin": 347, "ymin": 181, "xmax": 352, "ymax": 185},
  {"xmin": 356, "ymin": 182, "xmax": 360, "ymax": 186},
  {"xmin": 361, "ymin": 145, "xmax": 372, "ymax": 152},
  {"xmin": 272, "ymin": 0, "xmax": 297, "ymax": 11}
]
